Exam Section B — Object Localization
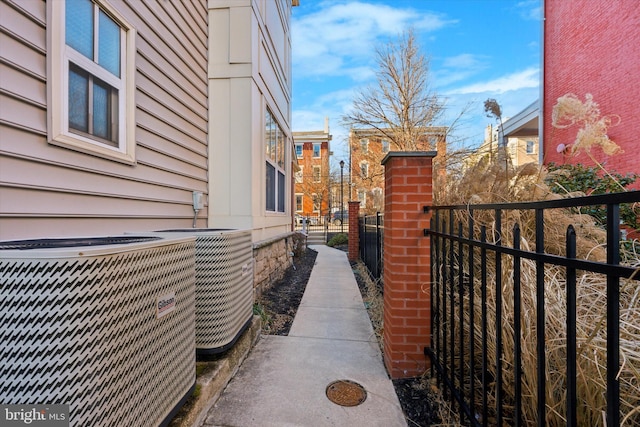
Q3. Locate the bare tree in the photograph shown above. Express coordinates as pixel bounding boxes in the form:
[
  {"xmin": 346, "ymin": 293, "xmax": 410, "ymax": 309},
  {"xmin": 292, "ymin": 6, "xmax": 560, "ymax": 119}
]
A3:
[{"xmin": 341, "ymin": 29, "xmax": 445, "ymax": 151}]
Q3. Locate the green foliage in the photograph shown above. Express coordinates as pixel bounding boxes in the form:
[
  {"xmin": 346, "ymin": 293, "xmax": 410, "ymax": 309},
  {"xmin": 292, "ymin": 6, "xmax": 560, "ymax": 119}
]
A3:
[
  {"xmin": 545, "ymin": 163, "xmax": 639, "ymax": 229},
  {"xmin": 327, "ymin": 233, "xmax": 348, "ymax": 247}
]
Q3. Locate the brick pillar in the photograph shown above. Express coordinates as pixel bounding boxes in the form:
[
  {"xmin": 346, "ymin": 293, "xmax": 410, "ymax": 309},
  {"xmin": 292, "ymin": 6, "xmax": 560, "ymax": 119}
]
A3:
[
  {"xmin": 381, "ymin": 151, "xmax": 435, "ymax": 379},
  {"xmin": 347, "ymin": 201, "xmax": 360, "ymax": 262}
]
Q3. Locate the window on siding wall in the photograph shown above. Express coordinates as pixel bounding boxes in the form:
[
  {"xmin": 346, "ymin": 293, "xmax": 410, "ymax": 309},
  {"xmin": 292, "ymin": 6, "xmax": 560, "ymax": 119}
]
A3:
[
  {"xmin": 48, "ymin": 0, "xmax": 136, "ymax": 163},
  {"xmin": 265, "ymin": 108, "xmax": 287, "ymax": 213},
  {"xmin": 526, "ymin": 140, "xmax": 536, "ymax": 154}
]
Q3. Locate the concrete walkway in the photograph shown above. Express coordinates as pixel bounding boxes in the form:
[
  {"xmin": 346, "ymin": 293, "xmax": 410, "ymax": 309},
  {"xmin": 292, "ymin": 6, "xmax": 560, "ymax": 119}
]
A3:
[{"xmin": 202, "ymin": 245, "xmax": 407, "ymax": 427}]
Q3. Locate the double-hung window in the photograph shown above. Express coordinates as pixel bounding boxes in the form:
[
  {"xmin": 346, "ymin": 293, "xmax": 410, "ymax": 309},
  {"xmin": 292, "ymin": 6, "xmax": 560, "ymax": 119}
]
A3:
[
  {"xmin": 265, "ymin": 108, "xmax": 287, "ymax": 213},
  {"xmin": 48, "ymin": 0, "xmax": 136, "ymax": 163}
]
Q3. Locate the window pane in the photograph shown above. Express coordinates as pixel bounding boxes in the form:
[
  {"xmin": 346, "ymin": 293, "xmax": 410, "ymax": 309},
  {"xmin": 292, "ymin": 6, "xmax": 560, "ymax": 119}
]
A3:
[
  {"xmin": 266, "ymin": 162, "xmax": 275, "ymax": 211},
  {"xmin": 66, "ymin": 0, "xmax": 94, "ymax": 59},
  {"xmin": 69, "ymin": 66, "xmax": 88, "ymax": 132},
  {"xmin": 93, "ymin": 80, "xmax": 109, "ymax": 139},
  {"xmin": 98, "ymin": 10, "xmax": 120, "ymax": 77},
  {"xmin": 277, "ymin": 171, "xmax": 285, "ymax": 212},
  {"xmin": 295, "ymin": 144, "xmax": 303, "ymax": 157},
  {"xmin": 277, "ymin": 129, "xmax": 285, "ymax": 168}
]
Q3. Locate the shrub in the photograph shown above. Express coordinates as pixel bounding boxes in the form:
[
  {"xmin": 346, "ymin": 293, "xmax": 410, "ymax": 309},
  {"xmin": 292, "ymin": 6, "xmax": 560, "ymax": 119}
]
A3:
[{"xmin": 327, "ymin": 233, "xmax": 348, "ymax": 247}]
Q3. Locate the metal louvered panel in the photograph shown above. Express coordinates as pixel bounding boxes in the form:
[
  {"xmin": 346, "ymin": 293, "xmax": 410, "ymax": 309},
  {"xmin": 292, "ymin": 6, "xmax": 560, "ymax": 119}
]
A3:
[
  {"xmin": 143, "ymin": 229, "xmax": 254, "ymax": 354},
  {"xmin": 0, "ymin": 237, "xmax": 197, "ymax": 427}
]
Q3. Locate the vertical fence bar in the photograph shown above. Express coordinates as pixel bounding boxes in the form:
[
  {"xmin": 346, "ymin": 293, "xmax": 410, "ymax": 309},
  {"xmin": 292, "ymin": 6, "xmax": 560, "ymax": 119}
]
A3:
[
  {"xmin": 480, "ymin": 225, "xmax": 488, "ymax": 427},
  {"xmin": 468, "ymin": 210, "xmax": 476, "ymax": 420},
  {"xmin": 606, "ymin": 203, "xmax": 620, "ymax": 427},
  {"xmin": 449, "ymin": 210, "xmax": 456, "ymax": 401},
  {"xmin": 535, "ymin": 208, "xmax": 546, "ymax": 427},
  {"xmin": 513, "ymin": 224, "xmax": 522, "ymax": 427},
  {"xmin": 566, "ymin": 225, "xmax": 577, "ymax": 427},
  {"xmin": 431, "ymin": 215, "xmax": 437, "ymax": 380},
  {"xmin": 442, "ymin": 216, "xmax": 448, "ymax": 395},
  {"xmin": 376, "ymin": 212, "xmax": 382, "ymax": 278},
  {"xmin": 495, "ymin": 209, "xmax": 503, "ymax": 425},
  {"xmin": 434, "ymin": 211, "xmax": 441, "ymax": 386},
  {"xmin": 458, "ymin": 222, "xmax": 465, "ymax": 419}
]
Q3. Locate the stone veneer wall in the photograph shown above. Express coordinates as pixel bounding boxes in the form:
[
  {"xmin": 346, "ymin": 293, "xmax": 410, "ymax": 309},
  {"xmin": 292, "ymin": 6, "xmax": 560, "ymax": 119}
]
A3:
[{"xmin": 253, "ymin": 232, "xmax": 305, "ymax": 295}]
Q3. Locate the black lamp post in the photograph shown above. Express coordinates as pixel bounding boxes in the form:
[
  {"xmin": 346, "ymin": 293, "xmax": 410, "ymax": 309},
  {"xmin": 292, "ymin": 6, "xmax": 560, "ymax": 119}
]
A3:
[{"xmin": 339, "ymin": 160, "xmax": 345, "ymax": 233}]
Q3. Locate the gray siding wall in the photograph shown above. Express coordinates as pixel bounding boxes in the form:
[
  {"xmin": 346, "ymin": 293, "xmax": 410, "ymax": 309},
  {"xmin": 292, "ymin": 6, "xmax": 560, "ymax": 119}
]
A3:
[{"xmin": 0, "ymin": 0, "xmax": 209, "ymax": 240}]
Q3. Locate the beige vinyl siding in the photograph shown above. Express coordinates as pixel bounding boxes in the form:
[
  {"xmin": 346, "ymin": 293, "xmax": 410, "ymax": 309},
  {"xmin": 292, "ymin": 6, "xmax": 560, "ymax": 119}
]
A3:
[{"xmin": 0, "ymin": 0, "xmax": 209, "ymax": 240}]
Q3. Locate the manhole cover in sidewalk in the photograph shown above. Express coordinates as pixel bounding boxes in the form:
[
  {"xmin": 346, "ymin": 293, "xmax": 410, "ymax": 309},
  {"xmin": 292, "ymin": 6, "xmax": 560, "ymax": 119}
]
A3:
[{"xmin": 326, "ymin": 380, "xmax": 367, "ymax": 407}]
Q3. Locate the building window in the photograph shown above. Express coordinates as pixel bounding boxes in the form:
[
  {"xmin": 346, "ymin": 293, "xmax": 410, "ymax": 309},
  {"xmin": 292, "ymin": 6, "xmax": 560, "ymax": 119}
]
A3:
[
  {"xmin": 372, "ymin": 187, "xmax": 383, "ymax": 210},
  {"xmin": 313, "ymin": 166, "xmax": 321, "ymax": 183},
  {"xmin": 360, "ymin": 138, "xmax": 369, "ymax": 153},
  {"xmin": 526, "ymin": 140, "xmax": 536, "ymax": 154},
  {"xmin": 265, "ymin": 108, "xmax": 287, "ymax": 212},
  {"xmin": 312, "ymin": 193, "xmax": 321, "ymax": 212},
  {"xmin": 357, "ymin": 189, "xmax": 366, "ymax": 206},
  {"xmin": 295, "ymin": 143, "xmax": 303, "ymax": 157},
  {"xmin": 48, "ymin": 0, "xmax": 136, "ymax": 163},
  {"xmin": 360, "ymin": 161, "xmax": 368, "ymax": 179},
  {"xmin": 295, "ymin": 194, "xmax": 303, "ymax": 212},
  {"xmin": 381, "ymin": 139, "xmax": 390, "ymax": 153},
  {"xmin": 312, "ymin": 143, "xmax": 321, "ymax": 158},
  {"xmin": 295, "ymin": 166, "xmax": 303, "ymax": 183}
]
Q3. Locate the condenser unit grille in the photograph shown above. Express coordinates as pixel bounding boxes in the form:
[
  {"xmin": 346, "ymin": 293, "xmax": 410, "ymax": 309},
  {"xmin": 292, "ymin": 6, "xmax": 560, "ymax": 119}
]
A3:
[
  {"xmin": 0, "ymin": 238, "xmax": 196, "ymax": 427},
  {"xmin": 194, "ymin": 231, "xmax": 253, "ymax": 352},
  {"xmin": 150, "ymin": 229, "xmax": 253, "ymax": 353}
]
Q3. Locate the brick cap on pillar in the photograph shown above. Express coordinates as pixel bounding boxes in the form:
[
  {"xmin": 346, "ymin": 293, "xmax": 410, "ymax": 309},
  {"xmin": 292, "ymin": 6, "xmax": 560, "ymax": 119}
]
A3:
[{"xmin": 381, "ymin": 151, "xmax": 437, "ymax": 165}]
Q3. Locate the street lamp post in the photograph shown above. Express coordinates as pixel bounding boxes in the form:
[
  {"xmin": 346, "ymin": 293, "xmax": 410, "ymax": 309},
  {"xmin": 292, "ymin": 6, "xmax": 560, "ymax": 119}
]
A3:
[{"xmin": 339, "ymin": 160, "xmax": 344, "ymax": 234}]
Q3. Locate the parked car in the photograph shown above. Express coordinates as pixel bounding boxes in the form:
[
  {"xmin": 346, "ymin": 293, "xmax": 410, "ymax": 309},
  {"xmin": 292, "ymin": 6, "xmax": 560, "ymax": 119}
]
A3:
[
  {"xmin": 295, "ymin": 214, "xmax": 318, "ymax": 226},
  {"xmin": 332, "ymin": 210, "xmax": 348, "ymax": 225}
]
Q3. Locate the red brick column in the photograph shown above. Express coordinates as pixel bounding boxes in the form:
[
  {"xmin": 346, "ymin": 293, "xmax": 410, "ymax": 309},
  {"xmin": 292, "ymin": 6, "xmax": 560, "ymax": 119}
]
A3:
[
  {"xmin": 347, "ymin": 201, "xmax": 360, "ymax": 262},
  {"xmin": 381, "ymin": 151, "xmax": 435, "ymax": 379}
]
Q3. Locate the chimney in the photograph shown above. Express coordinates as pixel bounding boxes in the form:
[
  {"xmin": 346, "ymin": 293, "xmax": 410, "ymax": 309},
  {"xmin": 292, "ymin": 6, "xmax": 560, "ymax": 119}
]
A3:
[{"xmin": 324, "ymin": 117, "xmax": 329, "ymax": 134}]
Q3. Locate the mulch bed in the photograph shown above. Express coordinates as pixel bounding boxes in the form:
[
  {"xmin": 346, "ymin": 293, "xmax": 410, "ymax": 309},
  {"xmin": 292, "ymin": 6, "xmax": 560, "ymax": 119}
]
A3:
[{"xmin": 257, "ymin": 245, "xmax": 442, "ymax": 426}]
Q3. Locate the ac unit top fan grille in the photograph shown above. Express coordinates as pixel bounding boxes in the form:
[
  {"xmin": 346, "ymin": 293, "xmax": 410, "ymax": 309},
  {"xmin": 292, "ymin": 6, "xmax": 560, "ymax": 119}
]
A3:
[{"xmin": 0, "ymin": 236, "xmax": 161, "ymax": 251}]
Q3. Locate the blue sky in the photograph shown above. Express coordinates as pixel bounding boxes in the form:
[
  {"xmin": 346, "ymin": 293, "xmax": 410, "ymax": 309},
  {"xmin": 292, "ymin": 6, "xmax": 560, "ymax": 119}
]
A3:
[{"xmin": 291, "ymin": 0, "xmax": 542, "ymax": 163}]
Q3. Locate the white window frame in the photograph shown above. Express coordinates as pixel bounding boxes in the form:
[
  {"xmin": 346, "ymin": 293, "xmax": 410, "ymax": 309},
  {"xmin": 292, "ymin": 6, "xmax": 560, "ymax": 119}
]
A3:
[
  {"xmin": 360, "ymin": 138, "xmax": 369, "ymax": 153},
  {"xmin": 47, "ymin": 0, "xmax": 136, "ymax": 164},
  {"xmin": 526, "ymin": 140, "xmax": 536, "ymax": 154},
  {"xmin": 295, "ymin": 143, "xmax": 303, "ymax": 158},
  {"xmin": 295, "ymin": 194, "xmax": 303, "ymax": 212},
  {"xmin": 313, "ymin": 165, "xmax": 321, "ymax": 183},
  {"xmin": 265, "ymin": 107, "xmax": 287, "ymax": 213},
  {"xmin": 381, "ymin": 139, "xmax": 390, "ymax": 153},
  {"xmin": 360, "ymin": 161, "xmax": 369, "ymax": 178},
  {"xmin": 312, "ymin": 143, "xmax": 321, "ymax": 158},
  {"xmin": 295, "ymin": 166, "xmax": 303, "ymax": 183}
]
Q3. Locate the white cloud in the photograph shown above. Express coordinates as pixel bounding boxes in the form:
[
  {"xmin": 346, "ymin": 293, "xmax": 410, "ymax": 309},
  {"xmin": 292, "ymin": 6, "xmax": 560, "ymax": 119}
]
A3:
[
  {"xmin": 447, "ymin": 67, "xmax": 540, "ymax": 95},
  {"xmin": 515, "ymin": 0, "xmax": 542, "ymax": 21},
  {"xmin": 434, "ymin": 53, "xmax": 489, "ymax": 87},
  {"xmin": 292, "ymin": 1, "xmax": 455, "ymax": 79}
]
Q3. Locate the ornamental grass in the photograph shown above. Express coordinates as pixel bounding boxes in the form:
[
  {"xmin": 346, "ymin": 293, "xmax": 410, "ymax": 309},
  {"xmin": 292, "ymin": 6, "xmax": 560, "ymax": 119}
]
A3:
[{"xmin": 435, "ymin": 156, "xmax": 640, "ymax": 426}]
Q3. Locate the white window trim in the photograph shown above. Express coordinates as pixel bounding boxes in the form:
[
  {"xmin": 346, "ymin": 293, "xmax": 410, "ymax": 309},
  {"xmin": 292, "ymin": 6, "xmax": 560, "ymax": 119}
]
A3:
[
  {"xmin": 312, "ymin": 143, "xmax": 321, "ymax": 158},
  {"xmin": 313, "ymin": 165, "xmax": 321, "ymax": 183},
  {"xmin": 295, "ymin": 143, "xmax": 303, "ymax": 158},
  {"xmin": 295, "ymin": 194, "xmax": 303, "ymax": 212},
  {"xmin": 47, "ymin": 0, "xmax": 136, "ymax": 164}
]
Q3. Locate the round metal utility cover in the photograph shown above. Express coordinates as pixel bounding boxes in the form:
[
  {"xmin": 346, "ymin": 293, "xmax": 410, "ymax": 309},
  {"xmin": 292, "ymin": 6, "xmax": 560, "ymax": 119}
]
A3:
[{"xmin": 326, "ymin": 380, "xmax": 367, "ymax": 407}]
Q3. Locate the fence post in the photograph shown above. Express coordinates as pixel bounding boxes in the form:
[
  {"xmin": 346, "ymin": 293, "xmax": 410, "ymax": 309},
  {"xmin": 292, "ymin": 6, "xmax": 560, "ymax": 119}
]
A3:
[
  {"xmin": 381, "ymin": 151, "xmax": 435, "ymax": 379},
  {"xmin": 348, "ymin": 201, "xmax": 360, "ymax": 262}
]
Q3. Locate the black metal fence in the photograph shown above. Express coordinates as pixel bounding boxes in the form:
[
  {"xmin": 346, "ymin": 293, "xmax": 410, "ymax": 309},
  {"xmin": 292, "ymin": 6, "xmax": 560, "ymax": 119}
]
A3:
[
  {"xmin": 424, "ymin": 191, "xmax": 640, "ymax": 427},
  {"xmin": 359, "ymin": 213, "xmax": 384, "ymax": 281}
]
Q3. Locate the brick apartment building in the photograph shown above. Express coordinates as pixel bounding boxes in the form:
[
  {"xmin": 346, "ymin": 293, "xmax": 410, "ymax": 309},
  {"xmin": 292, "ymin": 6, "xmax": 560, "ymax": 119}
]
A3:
[
  {"xmin": 349, "ymin": 127, "xmax": 447, "ymax": 214},
  {"xmin": 292, "ymin": 124, "xmax": 332, "ymax": 222}
]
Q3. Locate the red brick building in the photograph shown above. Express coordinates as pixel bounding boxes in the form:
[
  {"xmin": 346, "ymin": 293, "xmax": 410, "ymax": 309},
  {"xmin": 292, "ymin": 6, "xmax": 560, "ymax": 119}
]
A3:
[
  {"xmin": 292, "ymin": 127, "xmax": 332, "ymax": 222},
  {"xmin": 543, "ymin": 0, "xmax": 639, "ymax": 187}
]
